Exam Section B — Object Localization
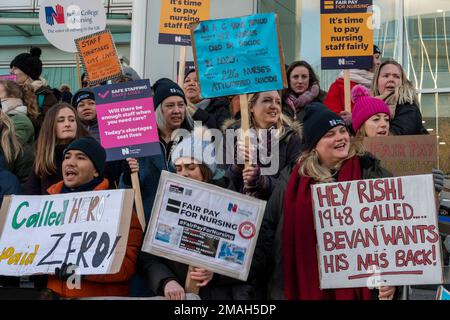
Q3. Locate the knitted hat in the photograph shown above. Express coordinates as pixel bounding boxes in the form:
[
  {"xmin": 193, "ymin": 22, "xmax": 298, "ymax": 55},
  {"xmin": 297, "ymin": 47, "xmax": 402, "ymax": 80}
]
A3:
[
  {"xmin": 64, "ymin": 137, "xmax": 106, "ymax": 177},
  {"xmin": 10, "ymin": 47, "xmax": 43, "ymax": 81},
  {"xmin": 72, "ymin": 88, "xmax": 95, "ymax": 108},
  {"xmin": 170, "ymin": 127, "xmax": 218, "ymax": 179},
  {"xmin": 152, "ymin": 78, "xmax": 187, "ymax": 109},
  {"xmin": 123, "ymin": 66, "xmax": 141, "ymax": 81},
  {"xmin": 303, "ymin": 102, "xmax": 346, "ymax": 150},
  {"xmin": 351, "ymin": 85, "xmax": 391, "ymax": 133}
]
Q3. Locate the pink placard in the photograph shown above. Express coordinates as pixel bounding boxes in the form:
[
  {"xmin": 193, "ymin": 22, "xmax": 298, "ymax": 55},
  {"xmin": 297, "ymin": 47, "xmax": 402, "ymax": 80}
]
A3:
[{"xmin": 96, "ymin": 97, "xmax": 159, "ymax": 149}]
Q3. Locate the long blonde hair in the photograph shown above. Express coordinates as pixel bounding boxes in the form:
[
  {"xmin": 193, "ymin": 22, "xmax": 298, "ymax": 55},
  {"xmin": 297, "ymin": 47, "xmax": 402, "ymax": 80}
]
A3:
[
  {"xmin": 371, "ymin": 60, "xmax": 419, "ymax": 113},
  {"xmin": 298, "ymin": 137, "xmax": 365, "ymax": 183},
  {"xmin": 0, "ymin": 111, "xmax": 22, "ymax": 165},
  {"xmin": 34, "ymin": 103, "xmax": 89, "ymax": 177}
]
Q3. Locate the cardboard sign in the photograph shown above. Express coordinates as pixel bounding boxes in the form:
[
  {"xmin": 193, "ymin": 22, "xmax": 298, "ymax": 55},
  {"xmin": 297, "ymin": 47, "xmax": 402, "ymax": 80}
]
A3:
[
  {"xmin": 142, "ymin": 171, "xmax": 266, "ymax": 281},
  {"xmin": 0, "ymin": 189, "xmax": 134, "ymax": 276},
  {"xmin": 320, "ymin": 0, "xmax": 373, "ymax": 69},
  {"xmin": 75, "ymin": 30, "xmax": 123, "ymax": 85},
  {"xmin": 0, "ymin": 75, "xmax": 16, "ymax": 82},
  {"xmin": 93, "ymin": 79, "xmax": 161, "ymax": 161},
  {"xmin": 312, "ymin": 175, "xmax": 443, "ymax": 289},
  {"xmin": 39, "ymin": 0, "xmax": 106, "ymax": 53},
  {"xmin": 191, "ymin": 13, "xmax": 287, "ymax": 98},
  {"xmin": 362, "ymin": 135, "xmax": 438, "ymax": 176},
  {"xmin": 159, "ymin": 0, "xmax": 211, "ymax": 46}
]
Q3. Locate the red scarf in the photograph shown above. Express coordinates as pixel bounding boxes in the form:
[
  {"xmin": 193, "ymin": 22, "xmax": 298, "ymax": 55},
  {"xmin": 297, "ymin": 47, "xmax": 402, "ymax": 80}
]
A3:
[{"xmin": 282, "ymin": 156, "xmax": 373, "ymax": 300}]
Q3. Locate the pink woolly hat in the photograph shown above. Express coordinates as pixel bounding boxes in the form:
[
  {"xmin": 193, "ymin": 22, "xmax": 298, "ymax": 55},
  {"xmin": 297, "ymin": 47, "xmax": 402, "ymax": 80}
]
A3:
[{"xmin": 351, "ymin": 85, "xmax": 391, "ymax": 132}]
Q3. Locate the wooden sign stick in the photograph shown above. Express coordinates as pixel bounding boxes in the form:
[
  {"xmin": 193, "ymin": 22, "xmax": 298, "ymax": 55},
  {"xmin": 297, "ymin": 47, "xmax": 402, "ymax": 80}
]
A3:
[
  {"xmin": 177, "ymin": 46, "xmax": 187, "ymax": 87},
  {"xmin": 76, "ymin": 53, "xmax": 82, "ymax": 88},
  {"xmin": 344, "ymin": 69, "xmax": 351, "ymax": 113},
  {"xmin": 185, "ymin": 265, "xmax": 200, "ymax": 295},
  {"xmin": 131, "ymin": 172, "xmax": 146, "ymax": 232}
]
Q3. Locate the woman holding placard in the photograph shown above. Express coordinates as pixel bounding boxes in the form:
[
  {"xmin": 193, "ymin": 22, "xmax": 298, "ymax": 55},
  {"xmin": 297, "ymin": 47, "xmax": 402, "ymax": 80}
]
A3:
[
  {"xmin": 254, "ymin": 102, "xmax": 397, "ymax": 300},
  {"xmin": 183, "ymin": 69, "xmax": 231, "ymax": 130},
  {"xmin": 371, "ymin": 60, "xmax": 427, "ymax": 136},
  {"xmin": 137, "ymin": 127, "xmax": 256, "ymax": 299},
  {"xmin": 224, "ymin": 90, "xmax": 303, "ymax": 200},
  {"xmin": 25, "ymin": 103, "xmax": 89, "ymax": 196},
  {"xmin": 282, "ymin": 61, "xmax": 326, "ymax": 123}
]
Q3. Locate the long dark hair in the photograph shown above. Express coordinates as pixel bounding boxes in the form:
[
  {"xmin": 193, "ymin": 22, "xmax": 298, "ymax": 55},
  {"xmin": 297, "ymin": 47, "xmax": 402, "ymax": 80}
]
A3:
[{"xmin": 284, "ymin": 61, "xmax": 320, "ymax": 95}]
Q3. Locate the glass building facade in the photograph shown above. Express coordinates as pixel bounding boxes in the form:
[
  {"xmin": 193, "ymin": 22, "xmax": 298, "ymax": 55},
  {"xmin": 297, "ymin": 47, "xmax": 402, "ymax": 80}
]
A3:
[{"xmin": 259, "ymin": 0, "xmax": 449, "ymax": 173}]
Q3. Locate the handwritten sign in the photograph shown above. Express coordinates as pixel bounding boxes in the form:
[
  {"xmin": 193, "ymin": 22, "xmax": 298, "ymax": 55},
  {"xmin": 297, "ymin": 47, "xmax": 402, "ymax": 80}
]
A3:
[
  {"xmin": 191, "ymin": 13, "xmax": 287, "ymax": 98},
  {"xmin": 312, "ymin": 175, "xmax": 443, "ymax": 289},
  {"xmin": 39, "ymin": 0, "xmax": 106, "ymax": 53},
  {"xmin": 142, "ymin": 171, "xmax": 266, "ymax": 281},
  {"xmin": 362, "ymin": 135, "xmax": 438, "ymax": 176},
  {"xmin": 93, "ymin": 79, "xmax": 161, "ymax": 162},
  {"xmin": 0, "ymin": 189, "xmax": 134, "ymax": 276},
  {"xmin": 75, "ymin": 30, "xmax": 123, "ymax": 85},
  {"xmin": 159, "ymin": 0, "xmax": 210, "ymax": 46},
  {"xmin": 320, "ymin": 0, "xmax": 373, "ymax": 69},
  {"xmin": 0, "ymin": 75, "xmax": 17, "ymax": 82}
]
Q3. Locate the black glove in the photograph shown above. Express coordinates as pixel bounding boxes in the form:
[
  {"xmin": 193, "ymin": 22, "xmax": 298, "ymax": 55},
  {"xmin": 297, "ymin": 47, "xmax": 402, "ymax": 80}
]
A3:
[
  {"xmin": 54, "ymin": 263, "xmax": 76, "ymax": 281},
  {"xmin": 433, "ymin": 168, "xmax": 445, "ymax": 193}
]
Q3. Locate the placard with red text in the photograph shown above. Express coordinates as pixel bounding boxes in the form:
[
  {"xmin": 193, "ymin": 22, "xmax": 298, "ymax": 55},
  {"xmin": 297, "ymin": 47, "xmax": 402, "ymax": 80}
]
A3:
[{"xmin": 312, "ymin": 174, "xmax": 443, "ymax": 289}]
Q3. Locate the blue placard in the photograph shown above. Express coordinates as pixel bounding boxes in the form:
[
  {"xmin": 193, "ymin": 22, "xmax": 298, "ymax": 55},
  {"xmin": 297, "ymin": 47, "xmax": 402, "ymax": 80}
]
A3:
[
  {"xmin": 438, "ymin": 286, "xmax": 450, "ymax": 300},
  {"xmin": 192, "ymin": 13, "xmax": 285, "ymax": 98}
]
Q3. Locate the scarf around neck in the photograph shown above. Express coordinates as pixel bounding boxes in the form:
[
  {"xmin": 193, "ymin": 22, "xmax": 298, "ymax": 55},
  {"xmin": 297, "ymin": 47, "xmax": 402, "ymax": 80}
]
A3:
[
  {"xmin": 282, "ymin": 156, "xmax": 373, "ymax": 300},
  {"xmin": 1, "ymin": 98, "xmax": 27, "ymax": 115}
]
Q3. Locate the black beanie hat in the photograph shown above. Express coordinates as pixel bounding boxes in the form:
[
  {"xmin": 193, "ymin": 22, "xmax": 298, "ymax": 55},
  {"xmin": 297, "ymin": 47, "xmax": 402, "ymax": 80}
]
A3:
[
  {"xmin": 10, "ymin": 47, "xmax": 43, "ymax": 81},
  {"xmin": 152, "ymin": 78, "xmax": 187, "ymax": 109},
  {"xmin": 303, "ymin": 103, "xmax": 346, "ymax": 150},
  {"xmin": 72, "ymin": 88, "xmax": 95, "ymax": 108},
  {"xmin": 64, "ymin": 136, "xmax": 106, "ymax": 177}
]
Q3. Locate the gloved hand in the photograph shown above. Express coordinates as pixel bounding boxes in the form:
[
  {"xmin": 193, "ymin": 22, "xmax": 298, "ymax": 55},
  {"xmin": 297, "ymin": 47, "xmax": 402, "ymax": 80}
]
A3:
[
  {"xmin": 54, "ymin": 263, "xmax": 77, "ymax": 281},
  {"xmin": 433, "ymin": 168, "xmax": 445, "ymax": 193}
]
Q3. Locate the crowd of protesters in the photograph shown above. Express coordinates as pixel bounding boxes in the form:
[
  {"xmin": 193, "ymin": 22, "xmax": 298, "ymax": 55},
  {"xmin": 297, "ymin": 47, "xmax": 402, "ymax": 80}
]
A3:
[{"xmin": 0, "ymin": 44, "xmax": 448, "ymax": 301}]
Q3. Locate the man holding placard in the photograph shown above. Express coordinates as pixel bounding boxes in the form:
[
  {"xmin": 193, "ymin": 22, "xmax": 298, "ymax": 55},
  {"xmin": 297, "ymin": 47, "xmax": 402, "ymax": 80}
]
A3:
[{"xmin": 46, "ymin": 137, "xmax": 143, "ymax": 298}]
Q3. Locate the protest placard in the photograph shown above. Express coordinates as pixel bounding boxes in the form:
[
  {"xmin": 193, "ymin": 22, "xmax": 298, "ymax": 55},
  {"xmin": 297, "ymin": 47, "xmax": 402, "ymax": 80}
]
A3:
[
  {"xmin": 437, "ymin": 286, "xmax": 450, "ymax": 300},
  {"xmin": 191, "ymin": 13, "xmax": 287, "ymax": 98},
  {"xmin": 320, "ymin": 0, "xmax": 374, "ymax": 70},
  {"xmin": 93, "ymin": 79, "xmax": 161, "ymax": 162},
  {"xmin": 312, "ymin": 174, "xmax": 443, "ymax": 289},
  {"xmin": 159, "ymin": 0, "xmax": 211, "ymax": 46},
  {"xmin": 362, "ymin": 135, "xmax": 438, "ymax": 176},
  {"xmin": 75, "ymin": 30, "xmax": 123, "ymax": 85},
  {"xmin": 142, "ymin": 171, "xmax": 266, "ymax": 281},
  {"xmin": 39, "ymin": 0, "xmax": 106, "ymax": 53},
  {"xmin": 0, "ymin": 189, "xmax": 134, "ymax": 276},
  {"xmin": 0, "ymin": 75, "xmax": 16, "ymax": 82}
]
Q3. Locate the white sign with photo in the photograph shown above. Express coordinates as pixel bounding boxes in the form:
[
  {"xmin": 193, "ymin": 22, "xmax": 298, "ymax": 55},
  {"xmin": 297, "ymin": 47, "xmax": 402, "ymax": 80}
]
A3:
[{"xmin": 142, "ymin": 171, "xmax": 266, "ymax": 281}]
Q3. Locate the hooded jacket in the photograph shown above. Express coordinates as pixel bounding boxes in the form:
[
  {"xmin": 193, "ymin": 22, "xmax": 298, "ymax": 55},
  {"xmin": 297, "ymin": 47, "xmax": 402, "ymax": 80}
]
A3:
[{"xmin": 46, "ymin": 178, "xmax": 143, "ymax": 298}]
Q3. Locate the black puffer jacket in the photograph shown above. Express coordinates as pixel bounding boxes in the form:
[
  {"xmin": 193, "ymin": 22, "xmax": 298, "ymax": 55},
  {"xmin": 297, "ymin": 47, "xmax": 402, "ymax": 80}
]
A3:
[
  {"xmin": 192, "ymin": 97, "xmax": 231, "ymax": 130},
  {"xmin": 251, "ymin": 153, "xmax": 392, "ymax": 299},
  {"xmin": 390, "ymin": 103, "xmax": 428, "ymax": 135}
]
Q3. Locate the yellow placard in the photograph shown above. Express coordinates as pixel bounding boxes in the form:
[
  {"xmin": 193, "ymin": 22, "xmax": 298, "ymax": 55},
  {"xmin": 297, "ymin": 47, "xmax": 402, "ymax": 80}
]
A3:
[{"xmin": 321, "ymin": 13, "xmax": 373, "ymax": 58}]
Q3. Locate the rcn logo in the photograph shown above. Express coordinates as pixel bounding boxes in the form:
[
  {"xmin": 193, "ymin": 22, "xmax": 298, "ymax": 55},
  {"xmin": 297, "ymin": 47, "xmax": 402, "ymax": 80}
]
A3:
[
  {"xmin": 227, "ymin": 203, "xmax": 238, "ymax": 213},
  {"xmin": 121, "ymin": 148, "xmax": 130, "ymax": 155},
  {"xmin": 174, "ymin": 36, "xmax": 182, "ymax": 43},
  {"xmin": 338, "ymin": 58, "xmax": 346, "ymax": 66},
  {"xmin": 45, "ymin": 5, "xmax": 65, "ymax": 26}
]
